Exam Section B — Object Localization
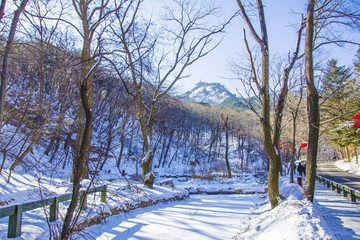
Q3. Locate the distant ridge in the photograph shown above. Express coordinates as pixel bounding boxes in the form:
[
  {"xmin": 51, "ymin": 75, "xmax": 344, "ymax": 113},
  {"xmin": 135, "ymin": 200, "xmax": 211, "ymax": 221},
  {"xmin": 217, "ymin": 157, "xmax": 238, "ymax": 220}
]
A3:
[
  {"xmin": 177, "ymin": 81, "xmax": 260, "ymax": 110},
  {"xmin": 178, "ymin": 82, "xmax": 237, "ymax": 106}
]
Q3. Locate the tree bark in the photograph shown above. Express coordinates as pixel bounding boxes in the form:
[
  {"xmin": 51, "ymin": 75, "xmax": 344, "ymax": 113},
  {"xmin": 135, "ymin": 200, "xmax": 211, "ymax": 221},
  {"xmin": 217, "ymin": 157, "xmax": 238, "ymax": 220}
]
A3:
[
  {"xmin": 162, "ymin": 131, "xmax": 174, "ymax": 168},
  {"xmin": 237, "ymin": 0, "xmax": 305, "ymax": 208},
  {"xmin": 0, "ymin": 0, "xmax": 28, "ymax": 129},
  {"xmin": 0, "ymin": 0, "xmax": 6, "ymax": 22},
  {"xmin": 61, "ymin": 0, "xmax": 110, "ymax": 237},
  {"xmin": 303, "ymin": 0, "xmax": 319, "ymax": 202},
  {"xmin": 221, "ymin": 114, "xmax": 232, "ymax": 178},
  {"xmin": 237, "ymin": 0, "xmax": 281, "ymax": 208},
  {"xmin": 61, "ymin": 81, "xmax": 94, "ymax": 239},
  {"xmin": 290, "ymin": 85, "xmax": 304, "ymax": 183}
]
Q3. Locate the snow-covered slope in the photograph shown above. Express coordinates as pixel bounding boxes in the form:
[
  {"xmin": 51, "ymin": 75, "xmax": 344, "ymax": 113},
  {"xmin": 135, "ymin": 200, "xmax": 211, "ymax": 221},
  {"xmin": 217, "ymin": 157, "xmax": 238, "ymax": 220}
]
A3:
[
  {"xmin": 178, "ymin": 81, "xmax": 237, "ymax": 106},
  {"xmin": 334, "ymin": 157, "xmax": 360, "ymax": 175}
]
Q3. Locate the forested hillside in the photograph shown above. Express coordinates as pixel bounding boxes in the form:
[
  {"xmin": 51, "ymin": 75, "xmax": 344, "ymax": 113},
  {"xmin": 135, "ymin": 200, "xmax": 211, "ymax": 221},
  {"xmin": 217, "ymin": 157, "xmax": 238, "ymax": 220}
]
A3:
[
  {"xmin": 1, "ymin": 0, "xmax": 360, "ymax": 239},
  {"xmin": 0, "ymin": 59, "xmax": 265, "ymax": 177}
]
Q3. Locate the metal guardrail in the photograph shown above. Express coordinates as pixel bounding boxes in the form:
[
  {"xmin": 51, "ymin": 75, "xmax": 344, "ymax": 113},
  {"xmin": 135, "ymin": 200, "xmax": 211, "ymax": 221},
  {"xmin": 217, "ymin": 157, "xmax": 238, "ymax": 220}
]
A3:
[
  {"xmin": 0, "ymin": 185, "xmax": 107, "ymax": 238},
  {"xmin": 316, "ymin": 175, "xmax": 360, "ymax": 202}
]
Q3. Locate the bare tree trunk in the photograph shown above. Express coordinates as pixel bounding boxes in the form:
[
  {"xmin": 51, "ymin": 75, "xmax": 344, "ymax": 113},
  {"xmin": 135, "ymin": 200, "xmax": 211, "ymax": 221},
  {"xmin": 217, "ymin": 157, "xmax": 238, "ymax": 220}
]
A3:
[
  {"xmin": 0, "ymin": 0, "xmax": 28, "ymax": 129},
  {"xmin": 237, "ymin": 0, "xmax": 304, "ymax": 208},
  {"xmin": 99, "ymin": 128, "xmax": 112, "ymax": 170},
  {"xmin": 346, "ymin": 146, "xmax": 351, "ymax": 162},
  {"xmin": 221, "ymin": 114, "xmax": 232, "ymax": 178},
  {"xmin": 355, "ymin": 147, "xmax": 358, "ymax": 164},
  {"xmin": 72, "ymin": 44, "xmax": 92, "ymax": 180},
  {"xmin": 100, "ymin": 107, "xmax": 114, "ymax": 170},
  {"xmin": 290, "ymin": 119, "xmax": 297, "ymax": 183},
  {"xmin": 162, "ymin": 131, "xmax": 174, "ymax": 168},
  {"xmin": 237, "ymin": 0, "xmax": 281, "ymax": 209},
  {"xmin": 61, "ymin": 84, "xmax": 93, "ymax": 239},
  {"xmin": 0, "ymin": 0, "xmax": 6, "ymax": 22},
  {"xmin": 303, "ymin": 0, "xmax": 319, "ymax": 202},
  {"xmin": 134, "ymin": 91, "xmax": 156, "ymax": 187},
  {"xmin": 290, "ymin": 85, "xmax": 303, "ymax": 183},
  {"xmin": 237, "ymin": 133, "xmax": 246, "ymax": 171},
  {"xmin": 61, "ymin": 0, "xmax": 112, "ymax": 236},
  {"xmin": 157, "ymin": 134, "xmax": 166, "ymax": 168}
]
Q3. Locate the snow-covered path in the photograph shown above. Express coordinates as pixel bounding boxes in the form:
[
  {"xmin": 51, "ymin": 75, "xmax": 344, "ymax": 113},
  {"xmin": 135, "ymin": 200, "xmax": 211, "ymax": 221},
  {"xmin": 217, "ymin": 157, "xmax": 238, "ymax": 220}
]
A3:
[
  {"xmin": 315, "ymin": 182, "xmax": 360, "ymax": 240},
  {"xmin": 86, "ymin": 194, "xmax": 262, "ymax": 240}
]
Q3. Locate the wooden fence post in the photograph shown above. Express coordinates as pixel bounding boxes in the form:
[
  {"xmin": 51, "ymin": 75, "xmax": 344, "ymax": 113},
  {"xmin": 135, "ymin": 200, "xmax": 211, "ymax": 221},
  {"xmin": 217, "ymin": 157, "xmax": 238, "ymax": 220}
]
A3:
[
  {"xmin": 336, "ymin": 184, "xmax": 341, "ymax": 194},
  {"xmin": 8, "ymin": 205, "xmax": 23, "ymax": 238},
  {"xmin": 101, "ymin": 186, "xmax": 107, "ymax": 203},
  {"xmin": 331, "ymin": 182, "xmax": 336, "ymax": 191},
  {"xmin": 0, "ymin": 185, "xmax": 107, "ymax": 238},
  {"xmin": 49, "ymin": 198, "xmax": 59, "ymax": 222},
  {"xmin": 351, "ymin": 190, "xmax": 356, "ymax": 202},
  {"xmin": 343, "ymin": 187, "xmax": 348, "ymax": 198}
]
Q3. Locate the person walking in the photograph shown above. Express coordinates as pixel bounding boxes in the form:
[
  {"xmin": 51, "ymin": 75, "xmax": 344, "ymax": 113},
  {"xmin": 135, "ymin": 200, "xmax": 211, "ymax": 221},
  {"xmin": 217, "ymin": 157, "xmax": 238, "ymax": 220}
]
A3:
[{"xmin": 297, "ymin": 163, "xmax": 303, "ymax": 176}]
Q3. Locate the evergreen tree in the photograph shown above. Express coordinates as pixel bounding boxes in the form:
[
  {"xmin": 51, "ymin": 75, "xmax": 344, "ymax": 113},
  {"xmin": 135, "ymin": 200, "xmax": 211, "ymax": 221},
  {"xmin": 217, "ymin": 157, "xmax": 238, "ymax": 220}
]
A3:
[
  {"xmin": 321, "ymin": 59, "xmax": 353, "ymax": 120},
  {"xmin": 322, "ymin": 55, "xmax": 360, "ymax": 162}
]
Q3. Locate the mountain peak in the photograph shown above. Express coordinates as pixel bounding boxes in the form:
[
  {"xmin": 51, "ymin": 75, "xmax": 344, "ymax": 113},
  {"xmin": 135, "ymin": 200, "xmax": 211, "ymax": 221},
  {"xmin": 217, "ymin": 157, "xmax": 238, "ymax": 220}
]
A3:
[{"xmin": 178, "ymin": 82, "xmax": 236, "ymax": 106}]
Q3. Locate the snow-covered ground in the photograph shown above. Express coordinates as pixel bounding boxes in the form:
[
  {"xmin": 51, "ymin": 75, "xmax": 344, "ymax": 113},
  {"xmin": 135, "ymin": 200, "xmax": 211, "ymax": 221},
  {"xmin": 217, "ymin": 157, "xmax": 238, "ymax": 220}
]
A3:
[
  {"xmin": 0, "ymin": 158, "xmax": 359, "ymax": 239},
  {"xmin": 83, "ymin": 175, "xmax": 360, "ymax": 240},
  {"xmin": 315, "ymin": 184, "xmax": 360, "ymax": 239},
  {"xmin": 236, "ymin": 178, "xmax": 334, "ymax": 240},
  {"xmin": 86, "ymin": 194, "xmax": 262, "ymax": 240},
  {"xmin": 0, "ymin": 170, "xmax": 188, "ymax": 239},
  {"xmin": 334, "ymin": 157, "xmax": 360, "ymax": 176}
]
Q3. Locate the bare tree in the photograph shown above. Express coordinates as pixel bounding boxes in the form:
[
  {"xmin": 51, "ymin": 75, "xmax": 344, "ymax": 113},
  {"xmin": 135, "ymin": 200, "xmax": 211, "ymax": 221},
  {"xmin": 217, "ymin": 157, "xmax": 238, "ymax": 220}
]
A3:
[
  {"xmin": 221, "ymin": 113, "xmax": 232, "ymax": 178},
  {"xmin": 303, "ymin": 0, "xmax": 319, "ymax": 202},
  {"xmin": 0, "ymin": 0, "xmax": 29, "ymax": 129},
  {"xmin": 0, "ymin": 0, "xmax": 6, "ymax": 22},
  {"xmin": 106, "ymin": 0, "xmax": 232, "ymax": 187},
  {"xmin": 60, "ymin": 0, "xmax": 119, "ymax": 238},
  {"xmin": 302, "ymin": 0, "xmax": 360, "ymax": 202},
  {"xmin": 288, "ymin": 86, "xmax": 305, "ymax": 183},
  {"xmin": 236, "ymin": 0, "xmax": 304, "ymax": 208}
]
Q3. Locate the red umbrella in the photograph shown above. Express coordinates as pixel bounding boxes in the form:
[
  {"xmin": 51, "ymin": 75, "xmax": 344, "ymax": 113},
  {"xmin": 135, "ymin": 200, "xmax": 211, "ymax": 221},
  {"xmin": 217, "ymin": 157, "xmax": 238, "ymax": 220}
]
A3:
[
  {"xmin": 299, "ymin": 143, "xmax": 308, "ymax": 148},
  {"xmin": 352, "ymin": 122, "xmax": 360, "ymax": 128},
  {"xmin": 352, "ymin": 114, "xmax": 360, "ymax": 120}
]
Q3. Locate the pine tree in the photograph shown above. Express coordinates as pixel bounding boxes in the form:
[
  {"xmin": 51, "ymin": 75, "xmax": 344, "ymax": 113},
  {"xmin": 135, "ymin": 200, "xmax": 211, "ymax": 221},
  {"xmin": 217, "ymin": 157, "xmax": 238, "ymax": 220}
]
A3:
[{"xmin": 321, "ymin": 60, "xmax": 353, "ymax": 121}]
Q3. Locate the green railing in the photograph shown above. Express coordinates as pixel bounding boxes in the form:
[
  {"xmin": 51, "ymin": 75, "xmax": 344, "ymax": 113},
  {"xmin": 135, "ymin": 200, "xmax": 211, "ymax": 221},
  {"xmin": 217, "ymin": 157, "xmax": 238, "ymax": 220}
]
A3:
[
  {"xmin": 0, "ymin": 185, "xmax": 107, "ymax": 238},
  {"xmin": 316, "ymin": 175, "xmax": 360, "ymax": 202}
]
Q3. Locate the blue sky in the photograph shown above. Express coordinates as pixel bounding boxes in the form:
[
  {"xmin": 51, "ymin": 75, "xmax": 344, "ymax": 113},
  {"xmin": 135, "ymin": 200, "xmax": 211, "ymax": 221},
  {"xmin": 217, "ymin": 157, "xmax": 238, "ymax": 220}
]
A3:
[{"xmin": 174, "ymin": 0, "xmax": 359, "ymax": 95}]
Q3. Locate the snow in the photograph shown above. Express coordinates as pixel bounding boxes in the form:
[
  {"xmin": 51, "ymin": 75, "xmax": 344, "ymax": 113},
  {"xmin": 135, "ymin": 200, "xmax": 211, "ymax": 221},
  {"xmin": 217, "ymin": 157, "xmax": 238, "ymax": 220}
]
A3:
[
  {"xmin": 1, "ymin": 160, "xmax": 360, "ymax": 239},
  {"xmin": 87, "ymin": 194, "xmax": 261, "ymax": 240},
  {"xmin": 236, "ymin": 178, "xmax": 335, "ymax": 240},
  {"xmin": 179, "ymin": 82, "xmax": 236, "ymax": 105},
  {"xmin": 237, "ymin": 200, "xmax": 334, "ymax": 240},
  {"xmin": 235, "ymin": 159, "xmax": 360, "ymax": 240},
  {"xmin": 334, "ymin": 157, "xmax": 360, "ymax": 176},
  {"xmin": 315, "ymin": 184, "xmax": 360, "ymax": 239},
  {"xmin": 0, "ymin": 170, "xmax": 188, "ymax": 239}
]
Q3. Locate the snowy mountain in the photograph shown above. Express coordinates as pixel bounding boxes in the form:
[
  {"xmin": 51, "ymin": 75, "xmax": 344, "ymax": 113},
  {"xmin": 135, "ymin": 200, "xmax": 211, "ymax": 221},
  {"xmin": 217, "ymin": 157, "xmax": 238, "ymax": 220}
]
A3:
[
  {"xmin": 178, "ymin": 82, "xmax": 237, "ymax": 106},
  {"xmin": 178, "ymin": 81, "xmax": 260, "ymax": 110}
]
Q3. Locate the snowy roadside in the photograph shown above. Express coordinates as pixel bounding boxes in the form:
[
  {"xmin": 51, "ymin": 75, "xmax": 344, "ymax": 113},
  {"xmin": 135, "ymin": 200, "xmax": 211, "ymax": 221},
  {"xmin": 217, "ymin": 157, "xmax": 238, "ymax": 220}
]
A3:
[
  {"xmin": 315, "ymin": 182, "xmax": 360, "ymax": 239},
  {"xmin": 0, "ymin": 170, "xmax": 188, "ymax": 239},
  {"xmin": 334, "ymin": 157, "xmax": 360, "ymax": 176},
  {"xmin": 236, "ymin": 177, "xmax": 336, "ymax": 240},
  {"xmin": 1, "ymin": 169, "xmax": 358, "ymax": 240}
]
